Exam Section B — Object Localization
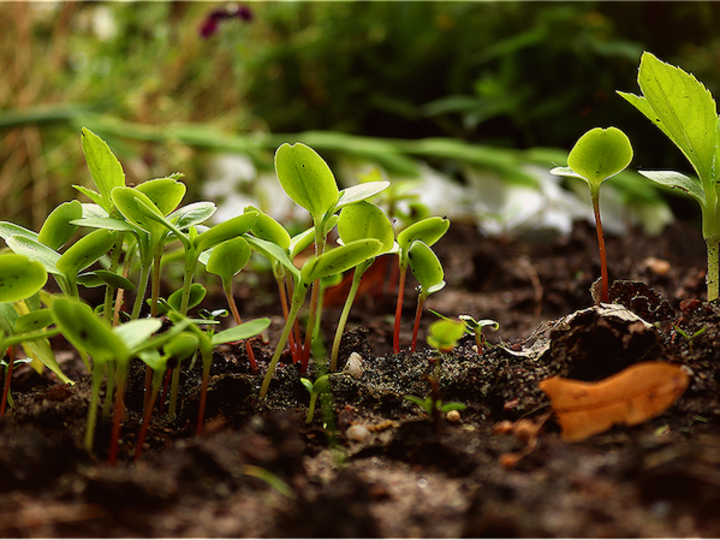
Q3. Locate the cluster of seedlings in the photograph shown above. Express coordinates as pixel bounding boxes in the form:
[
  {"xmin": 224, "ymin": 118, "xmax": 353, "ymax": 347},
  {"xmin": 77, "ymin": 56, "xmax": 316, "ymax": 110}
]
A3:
[{"xmin": 0, "ymin": 51, "xmax": 715, "ymax": 463}]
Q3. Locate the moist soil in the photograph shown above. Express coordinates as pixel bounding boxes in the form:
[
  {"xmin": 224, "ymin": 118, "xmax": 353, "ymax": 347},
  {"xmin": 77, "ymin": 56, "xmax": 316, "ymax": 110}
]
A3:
[{"xmin": 2, "ymin": 219, "xmax": 720, "ymax": 537}]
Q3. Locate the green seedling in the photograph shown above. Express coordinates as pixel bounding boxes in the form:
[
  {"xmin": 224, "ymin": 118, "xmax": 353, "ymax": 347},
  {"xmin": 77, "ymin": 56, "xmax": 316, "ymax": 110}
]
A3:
[
  {"xmin": 0, "ymin": 253, "xmax": 67, "ymax": 414},
  {"xmin": 274, "ymin": 142, "xmax": 389, "ymax": 371},
  {"xmin": 405, "ymin": 318, "xmax": 467, "ymax": 428},
  {"xmin": 676, "ymin": 325, "xmax": 707, "ymax": 352},
  {"xmin": 0, "ymin": 355, "xmax": 32, "ymax": 413},
  {"xmin": 300, "ymin": 374, "xmax": 331, "ymax": 424},
  {"xmin": 618, "ymin": 52, "xmax": 720, "ymax": 301},
  {"xmin": 167, "ymin": 314, "xmax": 271, "ymax": 435},
  {"xmin": 393, "ymin": 216, "xmax": 450, "ymax": 353},
  {"xmin": 329, "ymin": 201, "xmax": 395, "ymax": 371},
  {"xmin": 50, "ymin": 297, "xmax": 187, "ymax": 461},
  {"xmin": 134, "ymin": 331, "xmax": 199, "ymax": 460},
  {"xmin": 432, "ymin": 311, "xmax": 500, "ymax": 355},
  {"xmin": 407, "ymin": 240, "xmax": 446, "ymax": 353},
  {"xmin": 202, "ymin": 236, "xmax": 259, "ymax": 372},
  {"xmin": 258, "ymin": 238, "xmax": 383, "ymax": 398},
  {"xmin": 550, "ymin": 127, "xmax": 633, "ymax": 304}
]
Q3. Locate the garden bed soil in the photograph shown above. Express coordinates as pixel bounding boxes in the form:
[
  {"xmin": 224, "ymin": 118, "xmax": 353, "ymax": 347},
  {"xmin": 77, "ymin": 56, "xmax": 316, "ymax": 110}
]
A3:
[{"xmin": 2, "ymin": 219, "xmax": 720, "ymax": 537}]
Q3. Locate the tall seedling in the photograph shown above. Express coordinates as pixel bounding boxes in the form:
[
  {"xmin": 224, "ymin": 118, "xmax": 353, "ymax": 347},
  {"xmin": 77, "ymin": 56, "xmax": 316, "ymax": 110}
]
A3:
[
  {"xmin": 393, "ymin": 216, "xmax": 450, "ymax": 353},
  {"xmin": 330, "ymin": 201, "xmax": 395, "ymax": 371},
  {"xmin": 407, "ymin": 240, "xmax": 446, "ymax": 352},
  {"xmin": 618, "ymin": 52, "xmax": 720, "ymax": 301},
  {"xmin": 274, "ymin": 143, "xmax": 388, "ymax": 372},
  {"xmin": 551, "ymin": 127, "xmax": 633, "ymax": 303}
]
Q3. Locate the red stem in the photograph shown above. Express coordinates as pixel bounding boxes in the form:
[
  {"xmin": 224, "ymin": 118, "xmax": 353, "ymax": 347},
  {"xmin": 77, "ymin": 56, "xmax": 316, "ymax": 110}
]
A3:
[
  {"xmin": 157, "ymin": 369, "xmax": 171, "ymax": 415},
  {"xmin": 108, "ymin": 378, "xmax": 126, "ymax": 465},
  {"xmin": 134, "ymin": 374, "xmax": 157, "ymax": 461},
  {"xmin": 592, "ymin": 192, "xmax": 609, "ymax": 304},
  {"xmin": 410, "ymin": 295, "xmax": 425, "ymax": 353},
  {"xmin": 393, "ymin": 264, "xmax": 408, "ymax": 353},
  {"xmin": 0, "ymin": 346, "xmax": 16, "ymax": 416}
]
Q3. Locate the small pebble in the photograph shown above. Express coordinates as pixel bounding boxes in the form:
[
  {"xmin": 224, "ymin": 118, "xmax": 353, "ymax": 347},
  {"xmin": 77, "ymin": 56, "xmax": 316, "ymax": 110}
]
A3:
[
  {"xmin": 346, "ymin": 424, "xmax": 372, "ymax": 443},
  {"xmin": 344, "ymin": 352, "xmax": 364, "ymax": 380},
  {"xmin": 446, "ymin": 410, "xmax": 462, "ymax": 423},
  {"xmin": 642, "ymin": 256, "xmax": 671, "ymax": 276}
]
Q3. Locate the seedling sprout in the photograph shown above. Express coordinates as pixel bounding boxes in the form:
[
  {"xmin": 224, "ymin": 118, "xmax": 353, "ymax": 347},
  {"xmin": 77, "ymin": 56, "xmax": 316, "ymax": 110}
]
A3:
[{"xmin": 550, "ymin": 127, "xmax": 633, "ymax": 303}]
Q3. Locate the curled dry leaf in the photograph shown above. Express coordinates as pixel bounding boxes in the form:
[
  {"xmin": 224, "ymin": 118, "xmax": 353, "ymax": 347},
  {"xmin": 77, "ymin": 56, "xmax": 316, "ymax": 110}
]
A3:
[{"xmin": 539, "ymin": 361, "xmax": 689, "ymax": 442}]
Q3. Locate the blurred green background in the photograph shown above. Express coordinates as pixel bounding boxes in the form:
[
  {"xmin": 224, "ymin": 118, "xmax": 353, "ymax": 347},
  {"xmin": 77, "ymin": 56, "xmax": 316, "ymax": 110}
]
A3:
[{"xmin": 2, "ymin": 1, "xmax": 719, "ymax": 231}]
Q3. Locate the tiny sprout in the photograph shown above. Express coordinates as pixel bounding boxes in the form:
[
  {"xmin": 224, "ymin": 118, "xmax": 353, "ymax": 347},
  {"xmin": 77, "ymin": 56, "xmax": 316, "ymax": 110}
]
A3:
[
  {"xmin": 407, "ymin": 240, "xmax": 446, "ymax": 352},
  {"xmin": 300, "ymin": 374, "xmax": 331, "ymax": 424},
  {"xmin": 551, "ymin": 127, "xmax": 633, "ymax": 304},
  {"xmin": 458, "ymin": 315, "xmax": 499, "ymax": 355},
  {"xmin": 426, "ymin": 318, "xmax": 466, "ymax": 353}
]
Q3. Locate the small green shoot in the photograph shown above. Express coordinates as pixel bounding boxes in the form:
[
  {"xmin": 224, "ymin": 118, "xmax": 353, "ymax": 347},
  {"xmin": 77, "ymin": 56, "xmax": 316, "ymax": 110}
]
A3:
[
  {"xmin": 550, "ymin": 127, "xmax": 633, "ymax": 303},
  {"xmin": 619, "ymin": 52, "xmax": 720, "ymax": 301},
  {"xmin": 300, "ymin": 374, "xmax": 331, "ymax": 424},
  {"xmin": 431, "ymin": 311, "xmax": 500, "ymax": 355}
]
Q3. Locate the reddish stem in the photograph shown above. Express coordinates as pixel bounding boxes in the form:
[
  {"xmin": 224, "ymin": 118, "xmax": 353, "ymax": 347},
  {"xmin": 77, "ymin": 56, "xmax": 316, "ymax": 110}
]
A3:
[
  {"xmin": 225, "ymin": 285, "xmax": 258, "ymax": 373},
  {"xmin": 393, "ymin": 264, "xmax": 408, "ymax": 353},
  {"xmin": 0, "ymin": 346, "xmax": 16, "ymax": 416},
  {"xmin": 157, "ymin": 369, "xmax": 171, "ymax": 415},
  {"xmin": 108, "ymin": 378, "xmax": 126, "ymax": 465},
  {"xmin": 301, "ymin": 279, "xmax": 320, "ymax": 374},
  {"xmin": 410, "ymin": 295, "xmax": 425, "ymax": 353},
  {"xmin": 592, "ymin": 191, "xmax": 609, "ymax": 304},
  {"xmin": 134, "ymin": 372, "xmax": 157, "ymax": 461},
  {"xmin": 278, "ymin": 278, "xmax": 298, "ymax": 363}
]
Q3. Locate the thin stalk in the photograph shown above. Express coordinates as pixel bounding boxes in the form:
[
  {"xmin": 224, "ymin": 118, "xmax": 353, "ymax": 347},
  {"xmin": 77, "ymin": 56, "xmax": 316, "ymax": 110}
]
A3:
[
  {"xmin": 178, "ymin": 248, "xmax": 198, "ymax": 316},
  {"xmin": 108, "ymin": 369, "xmax": 127, "ymax": 465},
  {"xmin": 260, "ymin": 297, "xmax": 304, "ymax": 399},
  {"xmin": 301, "ymin": 228, "xmax": 327, "ymax": 373},
  {"xmin": 150, "ymin": 249, "xmax": 163, "ymax": 318},
  {"xmin": 305, "ymin": 392, "xmax": 318, "ymax": 424},
  {"xmin": 590, "ymin": 188, "xmax": 609, "ymax": 304},
  {"xmin": 277, "ymin": 276, "xmax": 299, "ymax": 363},
  {"xmin": 84, "ymin": 361, "xmax": 104, "ymax": 452},
  {"xmin": 0, "ymin": 346, "xmax": 16, "ymax": 416},
  {"xmin": 393, "ymin": 261, "xmax": 408, "ymax": 353},
  {"xmin": 130, "ymin": 259, "xmax": 151, "ymax": 320},
  {"xmin": 330, "ymin": 262, "xmax": 370, "ymax": 371},
  {"xmin": 707, "ymin": 238, "xmax": 719, "ymax": 302},
  {"xmin": 223, "ymin": 280, "xmax": 258, "ymax": 373},
  {"xmin": 168, "ymin": 358, "xmax": 181, "ymax": 419},
  {"xmin": 135, "ymin": 369, "xmax": 162, "ymax": 460},
  {"xmin": 196, "ymin": 348, "xmax": 213, "ymax": 435},
  {"xmin": 410, "ymin": 293, "xmax": 426, "ymax": 353}
]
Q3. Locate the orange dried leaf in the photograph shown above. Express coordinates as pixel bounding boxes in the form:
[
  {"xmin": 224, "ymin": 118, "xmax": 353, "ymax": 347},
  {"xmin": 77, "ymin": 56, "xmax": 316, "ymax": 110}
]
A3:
[{"xmin": 538, "ymin": 361, "xmax": 689, "ymax": 442}]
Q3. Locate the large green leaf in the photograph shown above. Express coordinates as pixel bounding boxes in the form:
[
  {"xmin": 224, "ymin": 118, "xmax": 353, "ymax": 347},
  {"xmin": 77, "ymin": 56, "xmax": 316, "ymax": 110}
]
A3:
[
  {"xmin": 112, "ymin": 318, "xmax": 163, "ymax": 353},
  {"xmin": 247, "ymin": 207, "xmax": 291, "ymax": 251},
  {"xmin": 338, "ymin": 201, "xmax": 394, "ymax": 253},
  {"xmin": 639, "ymin": 170, "xmax": 706, "ymax": 208},
  {"xmin": 51, "ymin": 297, "xmax": 128, "ymax": 364},
  {"xmin": 136, "ymin": 177, "xmax": 187, "ymax": 216},
  {"xmin": 4, "ymin": 236, "xmax": 60, "ymax": 275},
  {"xmin": 407, "ymin": 240, "xmax": 445, "ymax": 294},
  {"xmin": 111, "ymin": 187, "xmax": 167, "ymax": 237},
  {"xmin": 212, "ymin": 317, "xmax": 271, "ymax": 346},
  {"xmin": 0, "ymin": 254, "xmax": 48, "ymax": 302},
  {"xmin": 565, "ymin": 127, "xmax": 633, "ymax": 187},
  {"xmin": 205, "ymin": 237, "xmax": 252, "ymax": 280},
  {"xmin": 397, "ymin": 216, "xmax": 450, "ymax": 254},
  {"xmin": 193, "ymin": 212, "xmax": 258, "ymax": 254},
  {"xmin": 300, "ymin": 239, "xmax": 382, "ymax": 284},
  {"xmin": 274, "ymin": 143, "xmax": 339, "ymax": 222},
  {"xmin": 335, "ymin": 181, "xmax": 390, "ymax": 211},
  {"xmin": 37, "ymin": 200, "xmax": 83, "ymax": 250},
  {"xmin": 168, "ymin": 201, "xmax": 216, "ymax": 231},
  {"xmin": 56, "ymin": 229, "xmax": 117, "ymax": 278},
  {"xmin": 81, "ymin": 128, "xmax": 125, "ymax": 213},
  {"xmin": 620, "ymin": 52, "xmax": 718, "ymax": 184},
  {"xmin": 244, "ymin": 235, "xmax": 301, "ymax": 281}
]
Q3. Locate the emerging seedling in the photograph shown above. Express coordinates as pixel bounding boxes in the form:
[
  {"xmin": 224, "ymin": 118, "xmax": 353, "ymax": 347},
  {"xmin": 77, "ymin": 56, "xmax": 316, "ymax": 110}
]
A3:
[
  {"xmin": 393, "ymin": 216, "xmax": 450, "ymax": 353},
  {"xmin": 618, "ymin": 52, "xmax": 720, "ymax": 301},
  {"xmin": 300, "ymin": 374, "xmax": 331, "ymax": 424},
  {"xmin": 431, "ymin": 311, "xmax": 499, "ymax": 355},
  {"xmin": 202, "ymin": 236, "xmax": 259, "ymax": 372},
  {"xmin": 330, "ymin": 201, "xmax": 395, "ymax": 371},
  {"xmin": 407, "ymin": 240, "xmax": 446, "ymax": 352},
  {"xmin": 405, "ymin": 318, "xmax": 467, "ymax": 428},
  {"xmin": 551, "ymin": 127, "xmax": 633, "ymax": 303}
]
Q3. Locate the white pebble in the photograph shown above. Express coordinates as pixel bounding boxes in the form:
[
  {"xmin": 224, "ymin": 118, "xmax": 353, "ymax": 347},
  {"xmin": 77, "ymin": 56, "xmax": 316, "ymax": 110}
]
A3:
[
  {"xmin": 446, "ymin": 410, "xmax": 462, "ymax": 423},
  {"xmin": 344, "ymin": 352, "xmax": 364, "ymax": 379},
  {"xmin": 346, "ymin": 424, "xmax": 372, "ymax": 443}
]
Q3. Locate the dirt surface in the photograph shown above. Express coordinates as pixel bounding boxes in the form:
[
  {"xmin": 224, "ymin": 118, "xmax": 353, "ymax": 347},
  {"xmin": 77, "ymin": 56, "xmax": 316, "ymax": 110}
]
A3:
[{"xmin": 3, "ymin": 219, "xmax": 720, "ymax": 537}]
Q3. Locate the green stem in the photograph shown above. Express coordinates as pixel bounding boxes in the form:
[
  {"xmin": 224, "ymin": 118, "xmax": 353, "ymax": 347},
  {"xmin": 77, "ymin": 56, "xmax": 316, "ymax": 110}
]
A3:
[
  {"xmin": 410, "ymin": 292, "xmax": 426, "ymax": 353},
  {"xmin": 0, "ymin": 346, "xmax": 16, "ymax": 416},
  {"xmin": 305, "ymin": 392, "xmax": 318, "ymax": 424},
  {"xmin": 591, "ymin": 188, "xmax": 609, "ymax": 304},
  {"xmin": 393, "ymin": 261, "xmax": 408, "ymax": 353},
  {"xmin": 260, "ymin": 293, "xmax": 305, "ymax": 399},
  {"xmin": 707, "ymin": 237, "xmax": 719, "ymax": 302},
  {"xmin": 102, "ymin": 233, "xmax": 125, "ymax": 322},
  {"xmin": 179, "ymin": 248, "xmax": 198, "ymax": 316},
  {"xmin": 224, "ymin": 280, "xmax": 258, "ymax": 373},
  {"xmin": 85, "ymin": 361, "xmax": 104, "ymax": 452},
  {"xmin": 130, "ymin": 258, "xmax": 152, "ymax": 320},
  {"xmin": 330, "ymin": 262, "xmax": 369, "ymax": 371},
  {"xmin": 196, "ymin": 347, "xmax": 213, "ymax": 435}
]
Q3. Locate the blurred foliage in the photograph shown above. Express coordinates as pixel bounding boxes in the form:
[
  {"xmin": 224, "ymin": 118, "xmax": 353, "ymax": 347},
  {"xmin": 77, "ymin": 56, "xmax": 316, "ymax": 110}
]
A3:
[{"xmin": 1, "ymin": 1, "xmax": 719, "ymax": 229}]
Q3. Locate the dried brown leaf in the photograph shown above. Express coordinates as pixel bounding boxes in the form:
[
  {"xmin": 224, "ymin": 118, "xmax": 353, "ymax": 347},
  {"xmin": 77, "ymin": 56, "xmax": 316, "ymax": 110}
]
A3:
[{"xmin": 538, "ymin": 361, "xmax": 689, "ymax": 442}]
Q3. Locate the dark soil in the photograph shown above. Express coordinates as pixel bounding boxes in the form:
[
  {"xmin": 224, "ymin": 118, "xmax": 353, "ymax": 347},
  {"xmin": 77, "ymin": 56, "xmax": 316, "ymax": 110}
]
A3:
[{"xmin": 3, "ymin": 219, "xmax": 720, "ymax": 537}]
